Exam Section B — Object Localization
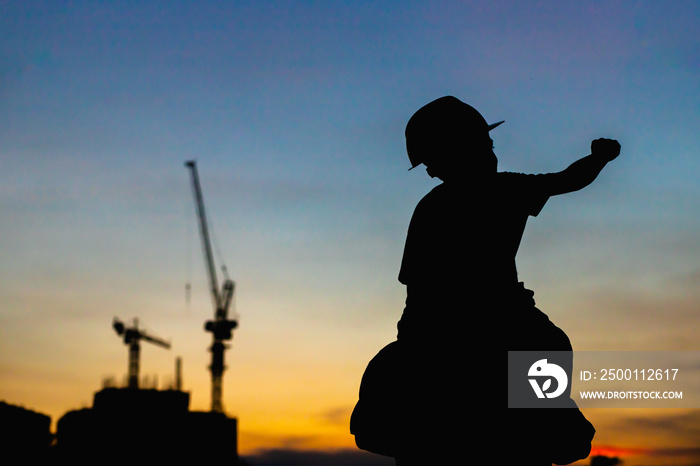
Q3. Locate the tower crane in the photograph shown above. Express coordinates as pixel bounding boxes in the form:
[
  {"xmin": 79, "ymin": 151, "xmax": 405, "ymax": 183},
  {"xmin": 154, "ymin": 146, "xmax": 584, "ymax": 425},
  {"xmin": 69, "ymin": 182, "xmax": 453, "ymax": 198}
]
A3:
[
  {"xmin": 185, "ymin": 160, "xmax": 238, "ymax": 414},
  {"xmin": 112, "ymin": 317, "xmax": 171, "ymax": 389}
]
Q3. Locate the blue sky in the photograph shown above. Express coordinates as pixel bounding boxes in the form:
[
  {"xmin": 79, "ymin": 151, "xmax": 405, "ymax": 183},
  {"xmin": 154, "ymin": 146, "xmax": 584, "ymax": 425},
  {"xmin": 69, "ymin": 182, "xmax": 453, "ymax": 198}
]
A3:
[{"xmin": 2, "ymin": 1, "xmax": 700, "ymax": 462}]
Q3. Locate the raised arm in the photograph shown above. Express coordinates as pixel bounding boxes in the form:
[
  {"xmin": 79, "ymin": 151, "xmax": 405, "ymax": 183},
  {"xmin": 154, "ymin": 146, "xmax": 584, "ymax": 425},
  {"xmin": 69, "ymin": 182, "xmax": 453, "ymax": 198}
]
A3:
[{"xmin": 544, "ymin": 138, "xmax": 621, "ymax": 196}]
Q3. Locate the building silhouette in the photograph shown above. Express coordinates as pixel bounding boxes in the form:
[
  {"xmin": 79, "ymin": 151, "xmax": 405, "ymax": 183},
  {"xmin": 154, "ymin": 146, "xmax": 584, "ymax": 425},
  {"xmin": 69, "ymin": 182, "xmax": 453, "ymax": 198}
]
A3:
[
  {"xmin": 55, "ymin": 384, "xmax": 238, "ymax": 463},
  {"xmin": 0, "ymin": 401, "xmax": 52, "ymax": 463}
]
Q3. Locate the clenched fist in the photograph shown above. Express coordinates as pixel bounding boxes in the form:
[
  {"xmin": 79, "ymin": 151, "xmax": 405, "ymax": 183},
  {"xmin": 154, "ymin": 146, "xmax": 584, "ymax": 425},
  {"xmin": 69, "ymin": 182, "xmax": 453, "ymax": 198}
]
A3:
[{"xmin": 591, "ymin": 138, "xmax": 621, "ymax": 162}]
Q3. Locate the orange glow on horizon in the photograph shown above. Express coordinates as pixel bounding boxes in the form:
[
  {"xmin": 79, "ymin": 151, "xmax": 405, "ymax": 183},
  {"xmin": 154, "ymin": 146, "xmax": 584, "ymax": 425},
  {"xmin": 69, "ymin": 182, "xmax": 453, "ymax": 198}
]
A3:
[{"xmin": 590, "ymin": 444, "xmax": 652, "ymax": 458}]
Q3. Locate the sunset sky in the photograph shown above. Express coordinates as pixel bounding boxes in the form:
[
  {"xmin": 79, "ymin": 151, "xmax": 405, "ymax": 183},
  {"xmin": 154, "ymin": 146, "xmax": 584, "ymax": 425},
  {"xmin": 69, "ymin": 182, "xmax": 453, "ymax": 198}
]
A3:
[{"xmin": 2, "ymin": 1, "xmax": 699, "ymax": 464}]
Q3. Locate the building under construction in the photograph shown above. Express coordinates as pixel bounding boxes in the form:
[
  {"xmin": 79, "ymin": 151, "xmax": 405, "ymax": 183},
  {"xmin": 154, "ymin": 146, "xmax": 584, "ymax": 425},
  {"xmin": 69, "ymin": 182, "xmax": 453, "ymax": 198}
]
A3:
[
  {"xmin": 54, "ymin": 385, "xmax": 238, "ymax": 463},
  {"xmin": 52, "ymin": 317, "xmax": 238, "ymax": 463}
]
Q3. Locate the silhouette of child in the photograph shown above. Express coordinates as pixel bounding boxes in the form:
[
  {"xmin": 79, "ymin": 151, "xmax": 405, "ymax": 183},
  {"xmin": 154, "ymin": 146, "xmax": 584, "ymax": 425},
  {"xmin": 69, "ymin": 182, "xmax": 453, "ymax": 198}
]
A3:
[
  {"xmin": 397, "ymin": 96, "xmax": 620, "ymax": 342},
  {"xmin": 351, "ymin": 96, "xmax": 620, "ymax": 466}
]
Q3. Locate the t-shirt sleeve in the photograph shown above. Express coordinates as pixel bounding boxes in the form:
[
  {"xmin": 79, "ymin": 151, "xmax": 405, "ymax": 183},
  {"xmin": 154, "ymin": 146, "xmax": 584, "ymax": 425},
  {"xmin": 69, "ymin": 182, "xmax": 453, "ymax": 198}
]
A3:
[{"xmin": 499, "ymin": 172, "xmax": 551, "ymax": 217}]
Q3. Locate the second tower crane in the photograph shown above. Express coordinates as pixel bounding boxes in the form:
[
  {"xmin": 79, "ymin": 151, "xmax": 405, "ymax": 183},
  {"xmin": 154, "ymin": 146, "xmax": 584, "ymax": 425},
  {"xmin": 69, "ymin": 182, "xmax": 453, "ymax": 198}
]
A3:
[{"xmin": 185, "ymin": 160, "xmax": 238, "ymax": 414}]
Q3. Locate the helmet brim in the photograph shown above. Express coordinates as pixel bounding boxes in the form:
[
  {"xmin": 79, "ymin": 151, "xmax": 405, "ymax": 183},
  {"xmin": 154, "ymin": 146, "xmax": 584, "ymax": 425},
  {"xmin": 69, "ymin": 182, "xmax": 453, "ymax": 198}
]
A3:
[{"xmin": 408, "ymin": 119, "xmax": 505, "ymax": 171}]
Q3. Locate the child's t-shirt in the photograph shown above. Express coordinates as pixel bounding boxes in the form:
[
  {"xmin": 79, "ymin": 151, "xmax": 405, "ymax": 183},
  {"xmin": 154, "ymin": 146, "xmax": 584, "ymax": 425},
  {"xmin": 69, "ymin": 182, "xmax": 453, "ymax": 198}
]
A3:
[{"xmin": 397, "ymin": 171, "xmax": 553, "ymax": 335}]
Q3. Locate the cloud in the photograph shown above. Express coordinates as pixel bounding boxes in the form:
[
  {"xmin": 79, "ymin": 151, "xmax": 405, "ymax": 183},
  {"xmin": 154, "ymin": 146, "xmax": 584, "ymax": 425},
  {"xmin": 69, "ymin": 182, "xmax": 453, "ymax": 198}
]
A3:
[
  {"xmin": 318, "ymin": 406, "xmax": 353, "ymax": 426},
  {"xmin": 604, "ymin": 410, "xmax": 700, "ymax": 461}
]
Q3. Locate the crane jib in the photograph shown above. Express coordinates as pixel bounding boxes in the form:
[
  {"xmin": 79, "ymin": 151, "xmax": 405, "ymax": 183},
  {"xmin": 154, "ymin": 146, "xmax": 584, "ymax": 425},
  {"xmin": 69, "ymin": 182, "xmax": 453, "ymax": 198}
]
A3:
[{"xmin": 185, "ymin": 160, "xmax": 225, "ymax": 312}]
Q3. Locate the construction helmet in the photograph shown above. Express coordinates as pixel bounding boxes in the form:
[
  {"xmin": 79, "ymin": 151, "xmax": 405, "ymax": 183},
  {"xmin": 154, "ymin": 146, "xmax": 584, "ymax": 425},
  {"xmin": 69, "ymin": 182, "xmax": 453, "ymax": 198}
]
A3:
[{"xmin": 405, "ymin": 96, "xmax": 504, "ymax": 170}]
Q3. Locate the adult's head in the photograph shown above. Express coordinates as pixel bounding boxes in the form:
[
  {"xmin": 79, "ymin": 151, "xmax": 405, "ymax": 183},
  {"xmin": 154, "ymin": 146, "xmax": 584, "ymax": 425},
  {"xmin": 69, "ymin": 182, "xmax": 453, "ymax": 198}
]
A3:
[{"xmin": 405, "ymin": 96, "xmax": 504, "ymax": 179}]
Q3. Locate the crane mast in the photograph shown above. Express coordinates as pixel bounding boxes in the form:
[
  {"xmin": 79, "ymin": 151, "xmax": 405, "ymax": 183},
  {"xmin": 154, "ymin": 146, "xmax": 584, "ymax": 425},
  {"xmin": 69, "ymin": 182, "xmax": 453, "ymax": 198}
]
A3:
[{"xmin": 185, "ymin": 160, "xmax": 238, "ymax": 414}]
